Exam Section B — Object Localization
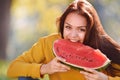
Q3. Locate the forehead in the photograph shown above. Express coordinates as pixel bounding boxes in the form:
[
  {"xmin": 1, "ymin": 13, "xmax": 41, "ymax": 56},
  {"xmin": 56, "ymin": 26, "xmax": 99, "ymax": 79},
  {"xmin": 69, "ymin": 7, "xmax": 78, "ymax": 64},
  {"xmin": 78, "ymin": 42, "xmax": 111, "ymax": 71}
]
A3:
[{"xmin": 65, "ymin": 12, "xmax": 87, "ymax": 27}]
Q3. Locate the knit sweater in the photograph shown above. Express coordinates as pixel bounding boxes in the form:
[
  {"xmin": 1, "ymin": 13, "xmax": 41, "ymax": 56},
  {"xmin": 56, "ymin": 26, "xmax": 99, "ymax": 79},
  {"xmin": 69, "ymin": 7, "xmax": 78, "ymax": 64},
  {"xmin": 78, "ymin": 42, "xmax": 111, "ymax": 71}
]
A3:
[{"xmin": 7, "ymin": 33, "xmax": 120, "ymax": 80}]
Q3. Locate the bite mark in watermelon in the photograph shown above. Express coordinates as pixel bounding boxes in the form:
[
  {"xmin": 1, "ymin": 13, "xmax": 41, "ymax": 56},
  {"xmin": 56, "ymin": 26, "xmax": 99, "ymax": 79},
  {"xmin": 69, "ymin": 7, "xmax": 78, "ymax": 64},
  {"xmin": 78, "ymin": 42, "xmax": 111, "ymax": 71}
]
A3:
[{"xmin": 53, "ymin": 39, "xmax": 110, "ymax": 70}]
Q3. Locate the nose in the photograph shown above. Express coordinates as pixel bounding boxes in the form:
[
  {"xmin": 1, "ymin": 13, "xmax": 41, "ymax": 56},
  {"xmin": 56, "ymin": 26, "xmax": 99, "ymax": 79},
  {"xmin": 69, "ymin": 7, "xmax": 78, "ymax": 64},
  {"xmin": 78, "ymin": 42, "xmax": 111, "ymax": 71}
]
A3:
[{"xmin": 70, "ymin": 30, "xmax": 78, "ymax": 38}]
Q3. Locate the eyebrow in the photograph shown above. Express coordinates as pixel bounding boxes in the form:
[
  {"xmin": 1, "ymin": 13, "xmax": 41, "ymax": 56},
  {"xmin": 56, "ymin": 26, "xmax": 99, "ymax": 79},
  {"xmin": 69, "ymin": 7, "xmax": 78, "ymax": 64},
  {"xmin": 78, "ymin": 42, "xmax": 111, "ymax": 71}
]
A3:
[{"xmin": 65, "ymin": 22, "xmax": 87, "ymax": 28}]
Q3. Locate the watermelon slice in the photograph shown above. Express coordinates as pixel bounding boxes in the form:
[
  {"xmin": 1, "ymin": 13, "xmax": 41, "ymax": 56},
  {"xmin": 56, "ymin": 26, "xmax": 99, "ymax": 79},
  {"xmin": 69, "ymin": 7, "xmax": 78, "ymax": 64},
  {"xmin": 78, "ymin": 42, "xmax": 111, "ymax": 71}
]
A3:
[{"xmin": 53, "ymin": 39, "xmax": 110, "ymax": 70}]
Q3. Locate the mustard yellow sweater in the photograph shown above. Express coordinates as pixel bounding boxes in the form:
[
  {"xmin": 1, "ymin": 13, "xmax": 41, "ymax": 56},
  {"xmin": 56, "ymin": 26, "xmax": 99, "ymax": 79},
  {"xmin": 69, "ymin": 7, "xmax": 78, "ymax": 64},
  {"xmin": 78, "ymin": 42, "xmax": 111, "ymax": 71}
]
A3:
[{"xmin": 7, "ymin": 33, "xmax": 120, "ymax": 80}]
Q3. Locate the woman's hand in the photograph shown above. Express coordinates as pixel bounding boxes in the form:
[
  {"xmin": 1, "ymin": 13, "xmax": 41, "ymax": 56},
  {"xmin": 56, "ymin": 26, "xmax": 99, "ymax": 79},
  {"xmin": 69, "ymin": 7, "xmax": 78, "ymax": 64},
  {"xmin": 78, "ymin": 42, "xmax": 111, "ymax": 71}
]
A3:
[
  {"xmin": 80, "ymin": 68, "xmax": 108, "ymax": 80},
  {"xmin": 40, "ymin": 57, "xmax": 70, "ymax": 75}
]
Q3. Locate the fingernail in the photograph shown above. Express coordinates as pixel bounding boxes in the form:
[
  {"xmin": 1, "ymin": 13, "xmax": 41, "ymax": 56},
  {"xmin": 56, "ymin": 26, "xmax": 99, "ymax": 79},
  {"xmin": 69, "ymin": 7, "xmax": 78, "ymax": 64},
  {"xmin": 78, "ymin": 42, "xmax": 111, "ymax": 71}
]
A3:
[{"xmin": 80, "ymin": 71, "xmax": 83, "ymax": 73}]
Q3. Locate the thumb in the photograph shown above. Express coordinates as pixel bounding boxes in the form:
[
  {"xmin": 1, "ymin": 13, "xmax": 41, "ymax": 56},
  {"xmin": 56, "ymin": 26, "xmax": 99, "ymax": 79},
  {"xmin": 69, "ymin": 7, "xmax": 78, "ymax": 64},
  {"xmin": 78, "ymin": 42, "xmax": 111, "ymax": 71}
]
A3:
[
  {"xmin": 56, "ymin": 57, "xmax": 66, "ymax": 62},
  {"xmin": 53, "ymin": 57, "xmax": 61, "ymax": 62}
]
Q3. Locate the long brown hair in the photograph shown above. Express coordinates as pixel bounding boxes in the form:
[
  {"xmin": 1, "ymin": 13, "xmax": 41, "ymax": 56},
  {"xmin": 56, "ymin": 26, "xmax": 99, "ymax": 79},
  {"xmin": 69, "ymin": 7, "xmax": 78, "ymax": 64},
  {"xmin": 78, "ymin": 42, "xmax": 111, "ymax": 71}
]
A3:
[{"xmin": 58, "ymin": 0, "xmax": 120, "ymax": 65}]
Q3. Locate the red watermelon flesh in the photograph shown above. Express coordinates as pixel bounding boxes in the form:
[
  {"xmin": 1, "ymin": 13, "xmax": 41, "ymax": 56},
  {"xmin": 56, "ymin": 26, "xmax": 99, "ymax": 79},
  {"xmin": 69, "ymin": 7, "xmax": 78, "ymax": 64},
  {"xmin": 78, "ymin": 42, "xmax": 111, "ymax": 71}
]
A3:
[{"xmin": 53, "ymin": 39, "xmax": 110, "ymax": 69}]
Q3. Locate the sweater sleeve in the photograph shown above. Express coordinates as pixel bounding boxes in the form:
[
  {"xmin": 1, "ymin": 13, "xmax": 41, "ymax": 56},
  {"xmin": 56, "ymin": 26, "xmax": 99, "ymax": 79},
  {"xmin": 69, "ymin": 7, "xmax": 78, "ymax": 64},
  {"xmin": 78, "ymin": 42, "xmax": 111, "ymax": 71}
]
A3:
[
  {"xmin": 7, "ymin": 38, "xmax": 46, "ymax": 78},
  {"xmin": 108, "ymin": 76, "xmax": 120, "ymax": 80},
  {"xmin": 107, "ymin": 63, "xmax": 120, "ymax": 80}
]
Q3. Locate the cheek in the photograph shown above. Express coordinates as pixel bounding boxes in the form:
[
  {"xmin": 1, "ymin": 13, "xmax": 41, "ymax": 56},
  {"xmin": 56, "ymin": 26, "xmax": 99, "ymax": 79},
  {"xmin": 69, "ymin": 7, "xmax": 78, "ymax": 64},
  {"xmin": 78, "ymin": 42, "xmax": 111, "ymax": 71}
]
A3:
[
  {"xmin": 63, "ymin": 29, "xmax": 70, "ymax": 38},
  {"xmin": 78, "ymin": 33, "xmax": 86, "ymax": 40}
]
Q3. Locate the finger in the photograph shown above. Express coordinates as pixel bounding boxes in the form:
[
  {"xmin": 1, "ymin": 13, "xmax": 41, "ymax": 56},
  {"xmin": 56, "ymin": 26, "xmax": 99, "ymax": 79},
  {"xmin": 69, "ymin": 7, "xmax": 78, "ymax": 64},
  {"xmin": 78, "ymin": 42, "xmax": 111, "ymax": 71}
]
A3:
[
  {"xmin": 53, "ymin": 57, "xmax": 65, "ymax": 63},
  {"xmin": 84, "ymin": 75, "xmax": 90, "ymax": 80},
  {"xmin": 80, "ymin": 71, "xmax": 98, "ymax": 79},
  {"xmin": 83, "ymin": 68, "xmax": 98, "ymax": 74},
  {"xmin": 53, "ymin": 57, "xmax": 59, "ymax": 61},
  {"xmin": 56, "ymin": 56, "xmax": 66, "ymax": 62},
  {"xmin": 54, "ymin": 68, "xmax": 68, "ymax": 73},
  {"xmin": 54, "ymin": 67, "xmax": 69, "ymax": 73},
  {"xmin": 85, "ymin": 75, "xmax": 96, "ymax": 80},
  {"xmin": 56, "ymin": 62, "xmax": 70, "ymax": 70},
  {"xmin": 80, "ymin": 71, "xmax": 93, "ymax": 77},
  {"xmin": 54, "ymin": 57, "xmax": 70, "ymax": 70}
]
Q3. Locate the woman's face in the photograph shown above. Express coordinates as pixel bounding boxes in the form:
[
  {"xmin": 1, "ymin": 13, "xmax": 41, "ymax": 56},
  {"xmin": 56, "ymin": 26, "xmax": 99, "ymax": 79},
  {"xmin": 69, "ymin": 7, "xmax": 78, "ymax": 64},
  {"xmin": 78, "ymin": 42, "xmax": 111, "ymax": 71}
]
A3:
[{"xmin": 63, "ymin": 12, "xmax": 87, "ymax": 43}]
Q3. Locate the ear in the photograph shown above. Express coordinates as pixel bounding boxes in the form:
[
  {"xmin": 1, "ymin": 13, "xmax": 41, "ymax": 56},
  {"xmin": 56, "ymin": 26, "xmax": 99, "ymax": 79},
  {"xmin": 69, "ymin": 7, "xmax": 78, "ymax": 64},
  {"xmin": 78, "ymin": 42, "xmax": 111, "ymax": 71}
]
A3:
[{"xmin": 56, "ymin": 17, "xmax": 60, "ymax": 28}]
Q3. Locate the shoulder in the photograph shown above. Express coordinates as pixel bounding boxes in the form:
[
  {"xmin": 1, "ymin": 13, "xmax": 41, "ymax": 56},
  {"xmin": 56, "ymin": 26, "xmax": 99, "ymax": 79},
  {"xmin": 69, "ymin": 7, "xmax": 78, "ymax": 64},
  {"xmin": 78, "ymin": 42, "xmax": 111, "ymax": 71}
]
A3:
[
  {"xmin": 37, "ymin": 33, "xmax": 61, "ymax": 45},
  {"xmin": 41, "ymin": 33, "xmax": 61, "ymax": 41},
  {"xmin": 43, "ymin": 33, "xmax": 61, "ymax": 39}
]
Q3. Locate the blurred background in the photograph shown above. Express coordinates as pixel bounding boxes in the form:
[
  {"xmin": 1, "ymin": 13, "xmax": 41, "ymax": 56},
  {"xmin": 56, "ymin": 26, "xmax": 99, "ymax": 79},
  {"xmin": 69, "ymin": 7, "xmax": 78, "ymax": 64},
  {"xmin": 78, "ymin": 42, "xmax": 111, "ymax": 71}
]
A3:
[{"xmin": 0, "ymin": 0, "xmax": 120, "ymax": 80}]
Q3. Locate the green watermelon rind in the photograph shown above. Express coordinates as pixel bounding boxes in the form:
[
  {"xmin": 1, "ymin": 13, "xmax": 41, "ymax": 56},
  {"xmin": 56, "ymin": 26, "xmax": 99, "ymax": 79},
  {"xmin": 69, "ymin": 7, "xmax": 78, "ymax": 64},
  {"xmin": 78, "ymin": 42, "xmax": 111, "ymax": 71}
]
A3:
[
  {"xmin": 52, "ymin": 39, "xmax": 111, "ymax": 71},
  {"xmin": 53, "ymin": 52, "xmax": 111, "ymax": 71},
  {"xmin": 60, "ymin": 60, "xmax": 110, "ymax": 72}
]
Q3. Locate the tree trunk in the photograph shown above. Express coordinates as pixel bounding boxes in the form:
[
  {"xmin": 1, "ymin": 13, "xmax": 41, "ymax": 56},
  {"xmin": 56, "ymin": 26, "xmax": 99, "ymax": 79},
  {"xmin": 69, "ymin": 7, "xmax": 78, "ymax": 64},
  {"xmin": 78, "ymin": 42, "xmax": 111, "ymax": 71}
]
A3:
[{"xmin": 0, "ymin": 0, "xmax": 11, "ymax": 60}]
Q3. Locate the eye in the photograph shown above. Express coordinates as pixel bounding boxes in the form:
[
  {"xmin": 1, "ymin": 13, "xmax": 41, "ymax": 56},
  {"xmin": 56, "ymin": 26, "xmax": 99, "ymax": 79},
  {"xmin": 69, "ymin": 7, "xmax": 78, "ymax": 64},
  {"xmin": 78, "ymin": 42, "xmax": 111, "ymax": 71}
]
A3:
[
  {"xmin": 77, "ymin": 27, "xmax": 86, "ymax": 32},
  {"xmin": 80, "ymin": 28, "xmax": 86, "ymax": 32},
  {"xmin": 64, "ymin": 25, "xmax": 71, "ymax": 30}
]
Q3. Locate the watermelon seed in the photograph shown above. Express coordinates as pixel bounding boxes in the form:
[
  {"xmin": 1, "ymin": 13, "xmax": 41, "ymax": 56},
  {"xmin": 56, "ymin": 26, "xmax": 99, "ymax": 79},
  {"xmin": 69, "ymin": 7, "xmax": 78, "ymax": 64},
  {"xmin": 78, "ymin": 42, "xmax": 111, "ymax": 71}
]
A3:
[
  {"xmin": 69, "ymin": 54, "xmax": 71, "ymax": 57},
  {"xmin": 60, "ymin": 55, "xmax": 65, "ymax": 59},
  {"xmin": 88, "ymin": 60, "xmax": 93, "ymax": 62},
  {"xmin": 56, "ymin": 47, "xmax": 59, "ymax": 53}
]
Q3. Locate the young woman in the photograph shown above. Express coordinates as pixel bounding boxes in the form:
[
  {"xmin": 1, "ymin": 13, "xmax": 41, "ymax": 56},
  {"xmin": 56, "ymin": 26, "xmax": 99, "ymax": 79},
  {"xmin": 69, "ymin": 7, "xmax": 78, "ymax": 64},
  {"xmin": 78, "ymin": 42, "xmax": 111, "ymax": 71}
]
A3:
[{"xmin": 7, "ymin": 0, "xmax": 120, "ymax": 80}]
